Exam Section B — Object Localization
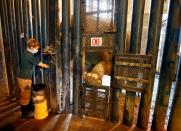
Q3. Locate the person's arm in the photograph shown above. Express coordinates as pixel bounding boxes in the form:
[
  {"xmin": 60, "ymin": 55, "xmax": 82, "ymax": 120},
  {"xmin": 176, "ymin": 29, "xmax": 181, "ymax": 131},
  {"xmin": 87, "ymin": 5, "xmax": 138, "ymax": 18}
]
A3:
[{"xmin": 38, "ymin": 62, "xmax": 49, "ymax": 68}]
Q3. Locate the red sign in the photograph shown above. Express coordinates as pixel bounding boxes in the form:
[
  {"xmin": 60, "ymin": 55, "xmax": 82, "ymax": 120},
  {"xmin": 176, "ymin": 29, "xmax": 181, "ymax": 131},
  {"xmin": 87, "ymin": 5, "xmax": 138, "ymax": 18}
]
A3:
[{"xmin": 91, "ymin": 37, "xmax": 102, "ymax": 46}]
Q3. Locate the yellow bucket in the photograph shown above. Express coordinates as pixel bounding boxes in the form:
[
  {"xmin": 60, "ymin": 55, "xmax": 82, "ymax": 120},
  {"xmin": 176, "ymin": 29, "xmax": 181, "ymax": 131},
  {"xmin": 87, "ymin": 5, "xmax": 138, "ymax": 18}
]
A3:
[{"xmin": 34, "ymin": 99, "xmax": 48, "ymax": 120}]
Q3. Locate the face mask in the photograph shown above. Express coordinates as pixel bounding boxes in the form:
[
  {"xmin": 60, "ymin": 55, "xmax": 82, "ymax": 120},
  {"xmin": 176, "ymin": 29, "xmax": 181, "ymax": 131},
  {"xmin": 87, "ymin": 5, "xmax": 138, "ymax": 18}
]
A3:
[{"xmin": 32, "ymin": 49, "xmax": 39, "ymax": 54}]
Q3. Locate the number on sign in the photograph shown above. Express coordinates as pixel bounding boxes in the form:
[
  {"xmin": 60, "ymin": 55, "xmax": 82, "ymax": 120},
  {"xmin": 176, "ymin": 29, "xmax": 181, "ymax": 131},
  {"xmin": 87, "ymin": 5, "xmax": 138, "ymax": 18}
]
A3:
[{"xmin": 91, "ymin": 37, "xmax": 102, "ymax": 46}]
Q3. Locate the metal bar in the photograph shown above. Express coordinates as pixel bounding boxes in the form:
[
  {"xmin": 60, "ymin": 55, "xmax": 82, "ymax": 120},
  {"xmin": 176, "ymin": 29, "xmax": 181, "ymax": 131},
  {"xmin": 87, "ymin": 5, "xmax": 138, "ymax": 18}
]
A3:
[
  {"xmin": 14, "ymin": 0, "xmax": 23, "ymax": 60},
  {"xmin": 40, "ymin": 0, "xmax": 50, "ymax": 108},
  {"xmin": 36, "ymin": 0, "xmax": 44, "ymax": 83},
  {"xmin": 22, "ymin": 0, "xmax": 30, "ymax": 42},
  {"xmin": 137, "ymin": 0, "xmax": 164, "ymax": 129},
  {"xmin": 115, "ymin": 0, "xmax": 128, "ymax": 52},
  {"xmin": 73, "ymin": 0, "xmax": 81, "ymax": 115},
  {"xmin": 152, "ymin": 0, "xmax": 181, "ymax": 130},
  {"xmin": 115, "ymin": 62, "xmax": 151, "ymax": 68},
  {"xmin": 31, "ymin": 0, "xmax": 38, "ymax": 84},
  {"xmin": 35, "ymin": 0, "xmax": 43, "ymax": 84},
  {"xmin": 47, "ymin": 0, "xmax": 59, "ymax": 113},
  {"xmin": 111, "ymin": 0, "xmax": 128, "ymax": 123},
  {"xmin": 168, "ymin": 30, "xmax": 181, "ymax": 130},
  {"xmin": 31, "ymin": 0, "xmax": 38, "ymax": 40},
  {"xmin": 41, "ymin": 0, "xmax": 47, "ymax": 48},
  {"xmin": 27, "ymin": 0, "xmax": 33, "ymax": 37},
  {"xmin": 97, "ymin": 0, "xmax": 100, "ymax": 32},
  {"xmin": 123, "ymin": 0, "xmax": 145, "ymax": 126},
  {"xmin": 46, "ymin": 0, "xmax": 49, "ymax": 46},
  {"xmin": 129, "ymin": 0, "xmax": 145, "ymax": 54},
  {"xmin": 62, "ymin": 0, "xmax": 71, "ymax": 113},
  {"xmin": 11, "ymin": 0, "xmax": 20, "ymax": 71},
  {"xmin": 86, "ymin": 10, "xmax": 113, "ymax": 15},
  {"xmin": 7, "ymin": 0, "xmax": 20, "ymax": 99},
  {"xmin": 55, "ymin": 0, "xmax": 62, "ymax": 113},
  {"xmin": 49, "ymin": 0, "xmax": 56, "ymax": 46},
  {"xmin": 0, "ymin": 0, "xmax": 14, "ymax": 98},
  {"xmin": 37, "ymin": 0, "xmax": 42, "ymax": 44},
  {"xmin": 115, "ymin": 76, "xmax": 149, "ymax": 83},
  {"xmin": 0, "ymin": 20, "xmax": 9, "ymax": 98}
]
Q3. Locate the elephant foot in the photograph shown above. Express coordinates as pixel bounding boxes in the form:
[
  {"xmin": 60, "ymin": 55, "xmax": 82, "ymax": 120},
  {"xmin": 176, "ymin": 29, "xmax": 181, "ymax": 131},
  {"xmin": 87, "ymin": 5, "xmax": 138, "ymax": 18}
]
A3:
[{"xmin": 84, "ymin": 72, "xmax": 102, "ymax": 87}]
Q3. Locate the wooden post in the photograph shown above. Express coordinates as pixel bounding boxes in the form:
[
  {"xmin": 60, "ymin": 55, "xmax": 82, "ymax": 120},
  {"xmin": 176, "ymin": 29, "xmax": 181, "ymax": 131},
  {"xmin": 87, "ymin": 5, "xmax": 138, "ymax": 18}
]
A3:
[
  {"xmin": 62, "ymin": 0, "xmax": 71, "ymax": 113},
  {"xmin": 152, "ymin": 0, "xmax": 181, "ymax": 130},
  {"xmin": 123, "ymin": 0, "xmax": 145, "ymax": 126},
  {"xmin": 73, "ymin": 0, "xmax": 82, "ymax": 115},
  {"xmin": 137, "ymin": 0, "xmax": 164, "ymax": 129},
  {"xmin": 111, "ymin": 0, "xmax": 128, "ymax": 122}
]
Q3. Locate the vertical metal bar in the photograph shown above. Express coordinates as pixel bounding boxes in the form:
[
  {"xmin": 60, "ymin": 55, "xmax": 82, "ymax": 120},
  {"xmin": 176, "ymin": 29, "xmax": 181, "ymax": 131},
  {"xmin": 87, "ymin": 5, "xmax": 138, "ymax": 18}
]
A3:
[
  {"xmin": 0, "ymin": 19, "xmax": 9, "ymax": 98},
  {"xmin": 49, "ymin": 0, "xmax": 56, "ymax": 46},
  {"xmin": 47, "ymin": 0, "xmax": 59, "ymax": 113},
  {"xmin": 152, "ymin": 0, "xmax": 181, "ymax": 130},
  {"xmin": 7, "ymin": 0, "xmax": 21, "ymax": 98},
  {"xmin": 62, "ymin": 0, "xmax": 71, "ymax": 113},
  {"xmin": 55, "ymin": 0, "xmax": 62, "ymax": 113},
  {"xmin": 0, "ymin": 0, "xmax": 14, "ymax": 98},
  {"xmin": 97, "ymin": 0, "xmax": 100, "ymax": 32},
  {"xmin": 46, "ymin": 0, "xmax": 49, "ymax": 46},
  {"xmin": 31, "ymin": 0, "xmax": 38, "ymax": 40},
  {"xmin": 115, "ymin": 0, "xmax": 128, "ymax": 52},
  {"xmin": 37, "ymin": 0, "xmax": 42, "ymax": 44},
  {"xmin": 123, "ymin": 0, "xmax": 145, "ymax": 126},
  {"xmin": 111, "ymin": 0, "xmax": 128, "ymax": 122},
  {"xmin": 137, "ymin": 0, "xmax": 164, "ymax": 129},
  {"xmin": 27, "ymin": 0, "xmax": 33, "ymax": 37},
  {"xmin": 168, "ymin": 31, "xmax": 181, "ymax": 131},
  {"xmin": 40, "ymin": 0, "xmax": 50, "ymax": 107},
  {"xmin": 73, "ymin": 0, "xmax": 81, "ymax": 115},
  {"xmin": 129, "ymin": 0, "xmax": 145, "ymax": 54},
  {"xmin": 41, "ymin": 0, "xmax": 47, "ymax": 48},
  {"xmin": 32, "ymin": 0, "xmax": 43, "ymax": 84},
  {"xmin": 37, "ymin": 0, "xmax": 44, "ymax": 83},
  {"xmin": 22, "ymin": 0, "xmax": 30, "ymax": 42},
  {"xmin": 11, "ymin": 0, "xmax": 20, "ymax": 69},
  {"xmin": 14, "ymin": 0, "xmax": 23, "ymax": 60}
]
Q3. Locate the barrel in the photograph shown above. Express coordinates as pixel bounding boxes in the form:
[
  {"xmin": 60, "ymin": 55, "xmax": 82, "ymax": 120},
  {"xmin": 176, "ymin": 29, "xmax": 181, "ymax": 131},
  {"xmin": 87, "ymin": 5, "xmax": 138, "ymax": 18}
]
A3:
[{"xmin": 32, "ymin": 84, "xmax": 48, "ymax": 120}]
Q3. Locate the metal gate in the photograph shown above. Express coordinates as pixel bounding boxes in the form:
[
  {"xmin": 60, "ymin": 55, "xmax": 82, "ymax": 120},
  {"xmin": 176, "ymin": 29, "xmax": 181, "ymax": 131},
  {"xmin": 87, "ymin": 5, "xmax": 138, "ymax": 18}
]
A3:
[{"xmin": 81, "ymin": 0, "xmax": 115, "ymax": 119}]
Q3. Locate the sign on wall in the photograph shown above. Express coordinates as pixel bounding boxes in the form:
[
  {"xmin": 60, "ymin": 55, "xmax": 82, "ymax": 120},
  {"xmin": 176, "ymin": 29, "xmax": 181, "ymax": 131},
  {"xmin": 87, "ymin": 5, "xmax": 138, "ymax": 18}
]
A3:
[{"xmin": 91, "ymin": 37, "xmax": 102, "ymax": 47}]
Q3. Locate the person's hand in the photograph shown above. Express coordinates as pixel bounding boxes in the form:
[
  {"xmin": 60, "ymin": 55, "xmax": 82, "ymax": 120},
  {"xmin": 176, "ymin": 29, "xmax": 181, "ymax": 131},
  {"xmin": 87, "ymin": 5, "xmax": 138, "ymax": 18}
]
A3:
[
  {"xmin": 44, "ymin": 64, "xmax": 49, "ymax": 68},
  {"xmin": 38, "ymin": 62, "xmax": 49, "ymax": 68}
]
